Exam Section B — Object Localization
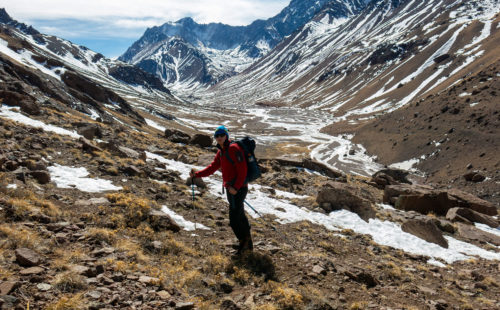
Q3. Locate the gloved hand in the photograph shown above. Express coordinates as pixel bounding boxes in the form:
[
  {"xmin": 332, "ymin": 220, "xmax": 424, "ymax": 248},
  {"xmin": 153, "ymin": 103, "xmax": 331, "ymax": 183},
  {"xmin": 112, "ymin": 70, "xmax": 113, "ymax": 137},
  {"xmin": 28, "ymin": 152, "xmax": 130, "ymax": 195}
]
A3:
[{"xmin": 189, "ymin": 169, "xmax": 197, "ymax": 178}]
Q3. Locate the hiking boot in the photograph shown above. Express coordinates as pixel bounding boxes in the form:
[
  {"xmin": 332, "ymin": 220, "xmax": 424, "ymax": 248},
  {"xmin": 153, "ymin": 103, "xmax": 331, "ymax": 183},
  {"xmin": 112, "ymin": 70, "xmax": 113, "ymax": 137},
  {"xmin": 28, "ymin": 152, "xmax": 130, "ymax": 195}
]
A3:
[{"xmin": 239, "ymin": 234, "xmax": 253, "ymax": 254}]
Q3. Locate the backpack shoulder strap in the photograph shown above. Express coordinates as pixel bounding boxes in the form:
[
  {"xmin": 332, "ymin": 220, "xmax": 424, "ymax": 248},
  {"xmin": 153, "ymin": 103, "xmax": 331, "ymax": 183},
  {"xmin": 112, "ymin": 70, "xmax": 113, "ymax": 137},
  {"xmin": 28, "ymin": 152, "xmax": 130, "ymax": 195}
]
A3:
[{"xmin": 224, "ymin": 142, "xmax": 236, "ymax": 165}]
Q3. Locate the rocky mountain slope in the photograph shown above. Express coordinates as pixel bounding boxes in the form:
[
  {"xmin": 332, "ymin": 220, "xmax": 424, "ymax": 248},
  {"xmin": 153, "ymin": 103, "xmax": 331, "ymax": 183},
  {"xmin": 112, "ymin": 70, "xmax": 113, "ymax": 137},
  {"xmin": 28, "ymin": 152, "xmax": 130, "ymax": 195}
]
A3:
[
  {"xmin": 119, "ymin": 0, "xmax": 368, "ymax": 88},
  {"xmin": 205, "ymin": 0, "xmax": 499, "ymax": 113},
  {"xmin": 353, "ymin": 58, "xmax": 500, "ymax": 205},
  {"xmin": 1, "ymin": 83, "xmax": 499, "ymax": 309},
  {"xmin": 0, "ymin": 4, "xmax": 499, "ymax": 309},
  {"xmin": 0, "ymin": 8, "xmax": 177, "ymax": 124}
]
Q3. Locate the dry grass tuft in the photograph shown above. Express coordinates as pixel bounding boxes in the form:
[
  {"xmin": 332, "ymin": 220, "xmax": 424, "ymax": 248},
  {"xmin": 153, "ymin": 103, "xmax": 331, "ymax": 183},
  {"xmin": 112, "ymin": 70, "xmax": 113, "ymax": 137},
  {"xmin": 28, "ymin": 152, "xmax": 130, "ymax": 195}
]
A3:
[
  {"xmin": 86, "ymin": 227, "xmax": 117, "ymax": 245},
  {"xmin": 53, "ymin": 271, "xmax": 87, "ymax": 293},
  {"xmin": 106, "ymin": 192, "xmax": 154, "ymax": 228},
  {"xmin": 268, "ymin": 282, "xmax": 304, "ymax": 309},
  {"xmin": 0, "ymin": 223, "xmax": 41, "ymax": 250},
  {"xmin": 46, "ymin": 293, "xmax": 86, "ymax": 310}
]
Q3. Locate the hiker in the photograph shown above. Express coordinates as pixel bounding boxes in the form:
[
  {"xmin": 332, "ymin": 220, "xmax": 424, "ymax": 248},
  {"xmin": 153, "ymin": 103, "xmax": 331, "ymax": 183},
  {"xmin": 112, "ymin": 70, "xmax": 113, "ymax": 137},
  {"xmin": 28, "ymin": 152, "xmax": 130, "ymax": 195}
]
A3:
[{"xmin": 190, "ymin": 125, "xmax": 253, "ymax": 254}]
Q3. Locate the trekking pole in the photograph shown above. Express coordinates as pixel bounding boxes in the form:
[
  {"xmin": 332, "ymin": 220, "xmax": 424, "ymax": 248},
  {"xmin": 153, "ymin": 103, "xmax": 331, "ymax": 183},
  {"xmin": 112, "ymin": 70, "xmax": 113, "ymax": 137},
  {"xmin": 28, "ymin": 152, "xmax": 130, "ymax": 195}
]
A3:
[
  {"xmin": 191, "ymin": 178, "xmax": 196, "ymax": 231},
  {"xmin": 243, "ymin": 200, "xmax": 295, "ymax": 249}
]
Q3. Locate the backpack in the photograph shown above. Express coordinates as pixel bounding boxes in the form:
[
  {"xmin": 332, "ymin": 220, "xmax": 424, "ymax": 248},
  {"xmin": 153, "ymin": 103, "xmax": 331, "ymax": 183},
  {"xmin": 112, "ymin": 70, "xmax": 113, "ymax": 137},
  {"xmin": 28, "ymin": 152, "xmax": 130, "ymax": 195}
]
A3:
[{"xmin": 224, "ymin": 136, "xmax": 262, "ymax": 183}]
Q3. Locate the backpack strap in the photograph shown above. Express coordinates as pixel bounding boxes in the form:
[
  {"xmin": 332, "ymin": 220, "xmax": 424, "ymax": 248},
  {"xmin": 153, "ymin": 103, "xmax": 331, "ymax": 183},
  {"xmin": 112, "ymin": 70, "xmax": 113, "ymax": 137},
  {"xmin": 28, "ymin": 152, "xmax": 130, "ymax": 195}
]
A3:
[{"xmin": 223, "ymin": 142, "xmax": 236, "ymax": 165}]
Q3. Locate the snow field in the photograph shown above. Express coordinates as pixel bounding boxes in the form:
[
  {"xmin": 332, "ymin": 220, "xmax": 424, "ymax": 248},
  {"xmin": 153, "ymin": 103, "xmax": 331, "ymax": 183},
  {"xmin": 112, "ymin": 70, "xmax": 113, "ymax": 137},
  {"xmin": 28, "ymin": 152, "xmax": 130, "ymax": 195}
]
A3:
[{"xmin": 145, "ymin": 152, "xmax": 500, "ymax": 265}]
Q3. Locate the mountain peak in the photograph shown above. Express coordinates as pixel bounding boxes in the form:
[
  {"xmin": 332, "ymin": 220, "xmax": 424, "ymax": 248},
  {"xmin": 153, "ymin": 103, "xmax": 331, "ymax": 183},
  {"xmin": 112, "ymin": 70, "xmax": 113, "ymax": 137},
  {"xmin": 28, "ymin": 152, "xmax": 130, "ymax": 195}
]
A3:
[{"xmin": 0, "ymin": 8, "xmax": 14, "ymax": 24}]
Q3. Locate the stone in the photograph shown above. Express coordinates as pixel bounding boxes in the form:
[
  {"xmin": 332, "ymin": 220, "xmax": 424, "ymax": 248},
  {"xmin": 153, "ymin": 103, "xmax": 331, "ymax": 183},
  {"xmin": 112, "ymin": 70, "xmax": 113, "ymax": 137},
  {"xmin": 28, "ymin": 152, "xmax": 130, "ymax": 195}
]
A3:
[
  {"xmin": 20, "ymin": 100, "xmax": 41, "ymax": 115},
  {"xmin": 149, "ymin": 209, "xmax": 181, "ymax": 232},
  {"xmin": 175, "ymin": 302, "xmax": 195, "ymax": 310},
  {"xmin": 189, "ymin": 133, "xmax": 213, "ymax": 148},
  {"xmin": 124, "ymin": 165, "xmax": 141, "ymax": 176},
  {"xmin": 0, "ymin": 281, "xmax": 18, "ymax": 295},
  {"xmin": 20, "ymin": 266, "xmax": 44, "ymax": 276},
  {"xmin": 401, "ymin": 219, "xmax": 448, "ymax": 248},
  {"xmin": 396, "ymin": 191, "xmax": 452, "ymax": 216},
  {"xmin": 447, "ymin": 189, "xmax": 497, "ymax": 216},
  {"xmin": 165, "ymin": 129, "xmax": 191, "ymax": 144},
  {"xmin": 77, "ymin": 124, "xmax": 102, "ymax": 140},
  {"xmin": 316, "ymin": 182, "xmax": 376, "ymax": 222},
  {"xmin": 75, "ymin": 197, "xmax": 109, "ymax": 207},
  {"xmin": 446, "ymin": 208, "xmax": 498, "ymax": 228},
  {"xmin": 220, "ymin": 282, "xmax": 234, "ymax": 294},
  {"xmin": 15, "ymin": 248, "xmax": 41, "ymax": 267},
  {"xmin": 80, "ymin": 137, "xmax": 103, "ymax": 153},
  {"xmin": 457, "ymin": 224, "xmax": 500, "ymax": 246},
  {"xmin": 383, "ymin": 183, "xmax": 434, "ymax": 204},
  {"xmin": 220, "ymin": 298, "xmax": 240, "ymax": 310},
  {"xmin": 344, "ymin": 270, "xmax": 379, "ymax": 288},
  {"xmin": 138, "ymin": 276, "xmax": 160, "ymax": 285},
  {"xmin": 471, "ymin": 173, "xmax": 486, "ymax": 182},
  {"xmin": 29, "ymin": 170, "xmax": 51, "ymax": 184},
  {"xmin": 37, "ymin": 283, "xmax": 52, "ymax": 291},
  {"xmin": 372, "ymin": 168, "xmax": 411, "ymax": 185},
  {"xmin": 71, "ymin": 265, "xmax": 91, "ymax": 276},
  {"xmin": 312, "ymin": 265, "xmax": 326, "ymax": 275},
  {"xmin": 0, "ymin": 295, "xmax": 17, "ymax": 309},
  {"xmin": 86, "ymin": 290, "xmax": 102, "ymax": 299},
  {"xmin": 157, "ymin": 290, "xmax": 171, "ymax": 300}
]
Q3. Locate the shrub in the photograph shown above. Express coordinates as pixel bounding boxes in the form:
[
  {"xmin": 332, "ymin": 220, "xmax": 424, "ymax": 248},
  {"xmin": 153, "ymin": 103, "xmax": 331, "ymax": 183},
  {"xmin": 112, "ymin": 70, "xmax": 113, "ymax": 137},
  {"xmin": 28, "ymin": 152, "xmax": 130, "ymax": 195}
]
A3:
[
  {"xmin": 106, "ymin": 193, "xmax": 152, "ymax": 228},
  {"xmin": 53, "ymin": 271, "xmax": 87, "ymax": 293}
]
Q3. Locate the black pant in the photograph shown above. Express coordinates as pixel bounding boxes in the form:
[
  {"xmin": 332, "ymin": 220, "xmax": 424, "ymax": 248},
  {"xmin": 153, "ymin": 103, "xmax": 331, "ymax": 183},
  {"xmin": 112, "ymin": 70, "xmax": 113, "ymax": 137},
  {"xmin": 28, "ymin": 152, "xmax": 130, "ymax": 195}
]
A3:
[{"xmin": 226, "ymin": 187, "xmax": 250, "ymax": 241}]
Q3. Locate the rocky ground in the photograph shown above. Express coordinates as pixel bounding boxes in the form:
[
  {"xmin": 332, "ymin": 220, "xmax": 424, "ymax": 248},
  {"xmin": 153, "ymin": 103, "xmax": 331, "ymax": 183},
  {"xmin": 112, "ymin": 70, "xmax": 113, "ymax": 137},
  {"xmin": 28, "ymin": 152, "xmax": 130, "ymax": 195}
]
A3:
[
  {"xmin": 353, "ymin": 59, "xmax": 500, "ymax": 206},
  {"xmin": 1, "ymin": 102, "xmax": 499, "ymax": 310}
]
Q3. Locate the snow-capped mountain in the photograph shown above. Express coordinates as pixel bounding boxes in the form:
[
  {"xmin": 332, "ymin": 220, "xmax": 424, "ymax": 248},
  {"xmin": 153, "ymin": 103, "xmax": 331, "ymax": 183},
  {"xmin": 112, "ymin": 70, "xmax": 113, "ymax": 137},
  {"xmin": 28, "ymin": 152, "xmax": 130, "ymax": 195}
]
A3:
[
  {"xmin": 0, "ymin": 8, "xmax": 177, "ymax": 123},
  {"xmin": 119, "ymin": 0, "xmax": 369, "ymax": 89},
  {"xmin": 203, "ymin": 0, "xmax": 499, "ymax": 122}
]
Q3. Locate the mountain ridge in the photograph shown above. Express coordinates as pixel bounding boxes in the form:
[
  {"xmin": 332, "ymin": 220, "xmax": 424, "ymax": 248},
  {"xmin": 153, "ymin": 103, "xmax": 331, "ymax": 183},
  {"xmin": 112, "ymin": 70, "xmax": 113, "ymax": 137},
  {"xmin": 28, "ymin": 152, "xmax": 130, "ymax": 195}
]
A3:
[{"xmin": 119, "ymin": 0, "xmax": 369, "ymax": 87}]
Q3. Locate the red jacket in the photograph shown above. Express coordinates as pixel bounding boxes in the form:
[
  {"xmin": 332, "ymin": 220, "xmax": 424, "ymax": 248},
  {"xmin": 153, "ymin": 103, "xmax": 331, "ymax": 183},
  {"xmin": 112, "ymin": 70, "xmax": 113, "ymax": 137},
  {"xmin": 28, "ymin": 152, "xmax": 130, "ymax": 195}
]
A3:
[{"xmin": 195, "ymin": 140, "xmax": 248, "ymax": 190}]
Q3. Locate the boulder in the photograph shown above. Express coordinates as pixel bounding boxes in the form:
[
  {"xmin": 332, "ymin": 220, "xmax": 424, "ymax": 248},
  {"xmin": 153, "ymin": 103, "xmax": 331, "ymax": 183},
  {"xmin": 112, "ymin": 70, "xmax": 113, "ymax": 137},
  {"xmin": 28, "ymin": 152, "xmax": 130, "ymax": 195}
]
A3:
[
  {"xmin": 189, "ymin": 133, "xmax": 213, "ymax": 148},
  {"xmin": 463, "ymin": 171, "xmax": 486, "ymax": 182},
  {"xmin": 383, "ymin": 183, "xmax": 434, "ymax": 204},
  {"xmin": 316, "ymin": 182, "xmax": 376, "ymax": 222},
  {"xmin": 395, "ymin": 191, "xmax": 452, "ymax": 216},
  {"xmin": 80, "ymin": 137, "xmax": 103, "ymax": 153},
  {"xmin": 102, "ymin": 141, "xmax": 144, "ymax": 159},
  {"xmin": 401, "ymin": 219, "xmax": 448, "ymax": 248},
  {"xmin": 0, "ymin": 281, "xmax": 18, "ymax": 295},
  {"xmin": 15, "ymin": 248, "xmax": 41, "ymax": 267},
  {"xmin": 148, "ymin": 209, "xmax": 181, "ymax": 232},
  {"xmin": 457, "ymin": 224, "xmax": 500, "ymax": 246},
  {"xmin": 165, "ymin": 129, "xmax": 191, "ymax": 144},
  {"xmin": 372, "ymin": 168, "xmax": 411, "ymax": 187},
  {"xmin": 20, "ymin": 100, "xmax": 40, "ymax": 115},
  {"xmin": 124, "ymin": 165, "xmax": 141, "ymax": 176},
  {"xmin": 447, "ymin": 189, "xmax": 497, "ymax": 216},
  {"xmin": 77, "ymin": 124, "xmax": 102, "ymax": 140},
  {"xmin": 446, "ymin": 208, "xmax": 498, "ymax": 228},
  {"xmin": 29, "ymin": 170, "xmax": 51, "ymax": 184}
]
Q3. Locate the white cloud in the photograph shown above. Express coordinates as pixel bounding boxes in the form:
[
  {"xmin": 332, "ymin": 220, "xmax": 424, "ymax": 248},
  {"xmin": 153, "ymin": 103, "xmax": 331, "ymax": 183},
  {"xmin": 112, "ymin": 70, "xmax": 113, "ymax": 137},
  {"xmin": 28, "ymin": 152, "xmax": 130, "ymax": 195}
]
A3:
[{"xmin": 3, "ymin": 0, "xmax": 289, "ymax": 26}]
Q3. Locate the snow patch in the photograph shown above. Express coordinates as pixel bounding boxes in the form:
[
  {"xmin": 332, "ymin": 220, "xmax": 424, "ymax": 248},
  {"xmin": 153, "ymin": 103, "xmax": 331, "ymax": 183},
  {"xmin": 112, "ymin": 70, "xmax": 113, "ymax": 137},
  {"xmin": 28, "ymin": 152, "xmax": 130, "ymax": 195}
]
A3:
[
  {"xmin": 145, "ymin": 152, "xmax": 500, "ymax": 264},
  {"xmin": 145, "ymin": 118, "xmax": 166, "ymax": 132},
  {"xmin": 0, "ymin": 106, "xmax": 81, "ymax": 139},
  {"xmin": 48, "ymin": 164, "xmax": 122, "ymax": 192},
  {"xmin": 475, "ymin": 223, "xmax": 500, "ymax": 237},
  {"xmin": 161, "ymin": 205, "xmax": 209, "ymax": 231},
  {"xmin": 7, "ymin": 184, "xmax": 17, "ymax": 189}
]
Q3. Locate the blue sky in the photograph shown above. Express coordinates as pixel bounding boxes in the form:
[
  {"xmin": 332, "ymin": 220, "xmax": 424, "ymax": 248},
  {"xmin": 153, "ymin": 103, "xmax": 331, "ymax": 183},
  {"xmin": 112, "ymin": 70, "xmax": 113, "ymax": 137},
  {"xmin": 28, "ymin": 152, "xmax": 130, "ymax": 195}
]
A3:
[{"xmin": 3, "ymin": 0, "xmax": 289, "ymax": 58}]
